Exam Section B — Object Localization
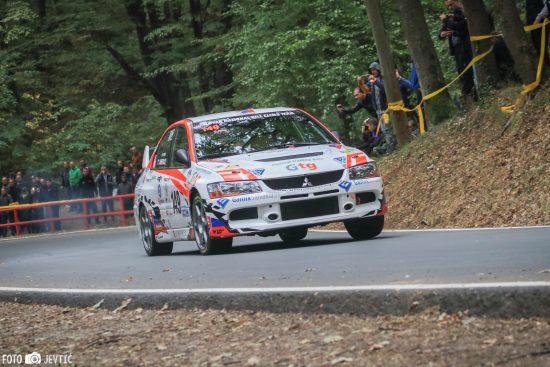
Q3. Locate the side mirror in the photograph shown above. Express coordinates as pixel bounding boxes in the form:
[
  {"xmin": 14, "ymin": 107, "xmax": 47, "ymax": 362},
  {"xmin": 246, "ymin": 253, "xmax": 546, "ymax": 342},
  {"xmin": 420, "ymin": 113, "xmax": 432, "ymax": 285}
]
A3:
[
  {"xmin": 142, "ymin": 145, "xmax": 150, "ymax": 169},
  {"xmin": 175, "ymin": 149, "xmax": 190, "ymax": 167}
]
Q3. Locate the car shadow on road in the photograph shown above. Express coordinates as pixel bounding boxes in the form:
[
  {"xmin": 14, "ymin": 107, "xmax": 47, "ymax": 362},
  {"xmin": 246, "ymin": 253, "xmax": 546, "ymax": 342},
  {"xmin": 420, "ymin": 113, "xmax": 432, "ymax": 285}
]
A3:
[{"xmin": 171, "ymin": 234, "xmax": 399, "ymax": 256}]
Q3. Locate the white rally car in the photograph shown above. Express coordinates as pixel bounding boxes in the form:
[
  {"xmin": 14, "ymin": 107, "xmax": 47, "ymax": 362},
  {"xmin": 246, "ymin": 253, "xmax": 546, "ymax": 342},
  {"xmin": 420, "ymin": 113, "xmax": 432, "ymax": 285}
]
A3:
[{"xmin": 134, "ymin": 107, "xmax": 386, "ymax": 256}]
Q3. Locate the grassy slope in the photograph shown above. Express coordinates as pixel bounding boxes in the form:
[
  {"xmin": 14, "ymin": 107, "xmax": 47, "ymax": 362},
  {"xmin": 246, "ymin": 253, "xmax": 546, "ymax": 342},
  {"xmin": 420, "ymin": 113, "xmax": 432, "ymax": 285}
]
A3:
[{"xmin": 377, "ymin": 81, "xmax": 550, "ymax": 229}]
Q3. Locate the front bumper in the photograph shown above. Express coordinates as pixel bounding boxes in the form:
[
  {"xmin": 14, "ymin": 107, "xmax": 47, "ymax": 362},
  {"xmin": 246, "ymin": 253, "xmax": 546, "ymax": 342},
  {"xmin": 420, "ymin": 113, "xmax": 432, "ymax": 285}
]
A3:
[{"xmin": 206, "ymin": 176, "xmax": 384, "ymax": 236}]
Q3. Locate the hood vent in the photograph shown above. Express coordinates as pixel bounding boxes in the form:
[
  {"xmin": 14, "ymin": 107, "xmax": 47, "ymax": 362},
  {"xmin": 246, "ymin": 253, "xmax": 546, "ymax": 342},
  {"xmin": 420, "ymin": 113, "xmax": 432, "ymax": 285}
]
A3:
[{"xmin": 255, "ymin": 151, "xmax": 323, "ymax": 162}]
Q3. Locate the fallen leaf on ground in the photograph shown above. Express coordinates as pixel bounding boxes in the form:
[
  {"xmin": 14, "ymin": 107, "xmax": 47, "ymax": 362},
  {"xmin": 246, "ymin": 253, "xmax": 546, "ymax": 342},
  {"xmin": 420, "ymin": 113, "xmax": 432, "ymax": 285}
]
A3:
[
  {"xmin": 323, "ymin": 335, "xmax": 343, "ymax": 344},
  {"xmin": 113, "ymin": 298, "xmax": 132, "ymax": 313},
  {"xmin": 332, "ymin": 357, "xmax": 353, "ymax": 365},
  {"xmin": 370, "ymin": 341, "xmax": 390, "ymax": 351},
  {"xmin": 91, "ymin": 299, "xmax": 104, "ymax": 309}
]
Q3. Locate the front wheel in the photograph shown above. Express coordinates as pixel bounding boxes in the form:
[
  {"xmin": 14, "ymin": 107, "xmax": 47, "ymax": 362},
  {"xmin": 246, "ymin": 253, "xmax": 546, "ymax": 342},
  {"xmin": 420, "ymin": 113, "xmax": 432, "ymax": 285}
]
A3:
[
  {"xmin": 279, "ymin": 227, "xmax": 308, "ymax": 244},
  {"xmin": 139, "ymin": 206, "xmax": 173, "ymax": 256},
  {"xmin": 192, "ymin": 195, "xmax": 233, "ymax": 255},
  {"xmin": 344, "ymin": 215, "xmax": 384, "ymax": 240}
]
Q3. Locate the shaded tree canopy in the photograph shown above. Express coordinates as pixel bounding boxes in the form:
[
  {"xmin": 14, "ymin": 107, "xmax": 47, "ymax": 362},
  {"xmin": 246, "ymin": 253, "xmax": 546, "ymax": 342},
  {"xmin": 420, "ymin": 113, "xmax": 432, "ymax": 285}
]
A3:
[{"xmin": 0, "ymin": 0, "xmax": 539, "ymax": 175}]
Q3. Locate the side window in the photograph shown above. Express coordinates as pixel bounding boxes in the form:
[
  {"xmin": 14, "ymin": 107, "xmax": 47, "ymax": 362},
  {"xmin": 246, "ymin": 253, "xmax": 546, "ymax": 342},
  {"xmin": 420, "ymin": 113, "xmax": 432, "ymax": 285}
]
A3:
[
  {"xmin": 154, "ymin": 128, "xmax": 177, "ymax": 169},
  {"xmin": 172, "ymin": 126, "xmax": 189, "ymax": 167}
]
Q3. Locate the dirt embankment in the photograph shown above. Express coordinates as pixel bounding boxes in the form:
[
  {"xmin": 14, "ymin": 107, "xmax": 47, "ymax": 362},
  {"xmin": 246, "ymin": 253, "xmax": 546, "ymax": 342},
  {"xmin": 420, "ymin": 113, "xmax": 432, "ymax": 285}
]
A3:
[
  {"xmin": 380, "ymin": 83, "xmax": 550, "ymax": 229},
  {"xmin": 336, "ymin": 82, "xmax": 550, "ymax": 230}
]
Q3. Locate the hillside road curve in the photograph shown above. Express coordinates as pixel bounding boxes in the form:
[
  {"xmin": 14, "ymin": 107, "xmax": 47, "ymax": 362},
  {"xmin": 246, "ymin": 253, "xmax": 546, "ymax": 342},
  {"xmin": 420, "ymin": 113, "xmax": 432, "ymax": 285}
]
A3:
[{"xmin": 1, "ymin": 226, "xmax": 549, "ymax": 290}]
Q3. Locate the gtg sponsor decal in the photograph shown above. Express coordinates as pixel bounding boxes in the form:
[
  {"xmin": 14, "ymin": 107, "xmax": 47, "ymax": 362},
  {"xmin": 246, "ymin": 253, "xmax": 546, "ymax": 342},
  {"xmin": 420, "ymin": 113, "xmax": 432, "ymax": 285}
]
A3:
[{"xmin": 286, "ymin": 162, "xmax": 317, "ymax": 171}]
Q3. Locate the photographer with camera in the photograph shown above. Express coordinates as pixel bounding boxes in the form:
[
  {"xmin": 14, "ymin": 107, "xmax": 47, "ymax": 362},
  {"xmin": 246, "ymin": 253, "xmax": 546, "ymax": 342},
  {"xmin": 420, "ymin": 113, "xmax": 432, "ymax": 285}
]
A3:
[{"xmin": 439, "ymin": 0, "xmax": 476, "ymax": 103}]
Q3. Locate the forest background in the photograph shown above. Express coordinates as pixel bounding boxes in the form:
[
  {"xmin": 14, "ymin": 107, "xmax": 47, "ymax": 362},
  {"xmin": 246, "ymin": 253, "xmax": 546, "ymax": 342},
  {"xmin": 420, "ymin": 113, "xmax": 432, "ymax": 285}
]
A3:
[{"xmin": 0, "ymin": 0, "xmax": 534, "ymax": 174}]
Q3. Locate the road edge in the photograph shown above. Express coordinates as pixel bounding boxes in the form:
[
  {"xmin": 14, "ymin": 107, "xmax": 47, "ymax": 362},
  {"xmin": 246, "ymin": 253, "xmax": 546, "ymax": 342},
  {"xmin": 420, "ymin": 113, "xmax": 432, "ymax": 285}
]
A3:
[{"xmin": 2, "ymin": 284, "xmax": 549, "ymax": 318}]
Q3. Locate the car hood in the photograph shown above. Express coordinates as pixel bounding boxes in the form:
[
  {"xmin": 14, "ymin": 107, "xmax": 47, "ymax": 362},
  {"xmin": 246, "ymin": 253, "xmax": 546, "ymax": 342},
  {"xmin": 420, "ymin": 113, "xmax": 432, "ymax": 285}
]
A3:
[{"xmin": 196, "ymin": 144, "xmax": 370, "ymax": 180}]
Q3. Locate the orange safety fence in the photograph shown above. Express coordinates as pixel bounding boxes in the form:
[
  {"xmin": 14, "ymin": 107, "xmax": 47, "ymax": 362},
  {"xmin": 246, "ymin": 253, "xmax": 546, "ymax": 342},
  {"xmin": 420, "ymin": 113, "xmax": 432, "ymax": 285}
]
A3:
[{"xmin": 0, "ymin": 194, "xmax": 135, "ymax": 236}]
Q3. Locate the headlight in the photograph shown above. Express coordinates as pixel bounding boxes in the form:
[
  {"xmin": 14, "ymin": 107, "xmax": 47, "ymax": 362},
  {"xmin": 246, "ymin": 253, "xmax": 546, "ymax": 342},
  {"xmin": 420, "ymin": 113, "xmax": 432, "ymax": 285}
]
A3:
[
  {"xmin": 207, "ymin": 181, "xmax": 262, "ymax": 198},
  {"xmin": 348, "ymin": 162, "xmax": 380, "ymax": 180}
]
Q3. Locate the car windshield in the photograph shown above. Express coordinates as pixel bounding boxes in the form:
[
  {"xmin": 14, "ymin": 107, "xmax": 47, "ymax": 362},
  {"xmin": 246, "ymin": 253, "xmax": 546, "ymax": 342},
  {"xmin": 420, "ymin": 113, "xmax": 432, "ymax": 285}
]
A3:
[{"xmin": 193, "ymin": 110, "xmax": 337, "ymax": 160}]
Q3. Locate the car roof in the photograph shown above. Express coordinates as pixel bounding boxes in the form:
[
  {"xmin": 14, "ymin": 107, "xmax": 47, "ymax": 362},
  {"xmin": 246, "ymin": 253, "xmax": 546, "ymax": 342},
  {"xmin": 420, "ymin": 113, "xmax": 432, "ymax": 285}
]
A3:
[{"xmin": 187, "ymin": 107, "xmax": 297, "ymax": 124}]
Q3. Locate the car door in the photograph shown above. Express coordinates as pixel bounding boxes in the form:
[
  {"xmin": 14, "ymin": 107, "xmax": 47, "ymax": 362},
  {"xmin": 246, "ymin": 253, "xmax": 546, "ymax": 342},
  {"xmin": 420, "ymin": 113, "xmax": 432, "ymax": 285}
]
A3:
[
  {"xmin": 163, "ymin": 125, "xmax": 192, "ymax": 230},
  {"xmin": 151, "ymin": 127, "xmax": 178, "ymax": 231}
]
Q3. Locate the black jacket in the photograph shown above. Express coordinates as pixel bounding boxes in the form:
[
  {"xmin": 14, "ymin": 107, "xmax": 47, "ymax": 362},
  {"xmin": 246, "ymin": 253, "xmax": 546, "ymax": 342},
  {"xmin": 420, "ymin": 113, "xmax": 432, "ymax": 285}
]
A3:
[
  {"xmin": 80, "ymin": 175, "xmax": 97, "ymax": 198},
  {"xmin": 95, "ymin": 173, "xmax": 113, "ymax": 197},
  {"xmin": 439, "ymin": 8, "xmax": 472, "ymax": 57},
  {"xmin": 343, "ymin": 96, "xmax": 377, "ymax": 118}
]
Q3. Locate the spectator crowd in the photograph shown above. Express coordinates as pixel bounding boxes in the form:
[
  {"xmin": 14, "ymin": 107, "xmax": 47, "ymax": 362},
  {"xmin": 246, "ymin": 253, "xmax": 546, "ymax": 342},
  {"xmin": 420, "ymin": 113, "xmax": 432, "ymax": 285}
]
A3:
[
  {"xmin": 336, "ymin": 0, "xmax": 548, "ymax": 157},
  {"xmin": 0, "ymin": 147, "xmax": 143, "ymax": 237}
]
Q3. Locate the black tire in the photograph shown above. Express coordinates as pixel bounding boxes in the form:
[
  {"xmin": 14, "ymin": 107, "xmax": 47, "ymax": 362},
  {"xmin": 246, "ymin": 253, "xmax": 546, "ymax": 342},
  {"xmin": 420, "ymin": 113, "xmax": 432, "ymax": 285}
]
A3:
[
  {"xmin": 138, "ymin": 206, "xmax": 173, "ymax": 256},
  {"xmin": 192, "ymin": 195, "xmax": 233, "ymax": 255},
  {"xmin": 344, "ymin": 215, "xmax": 384, "ymax": 240},
  {"xmin": 279, "ymin": 227, "xmax": 308, "ymax": 244}
]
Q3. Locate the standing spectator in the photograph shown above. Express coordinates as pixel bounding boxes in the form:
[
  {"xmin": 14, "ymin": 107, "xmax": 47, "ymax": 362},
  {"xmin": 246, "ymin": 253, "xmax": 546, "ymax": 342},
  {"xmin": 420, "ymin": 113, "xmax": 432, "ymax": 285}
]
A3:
[
  {"xmin": 130, "ymin": 147, "xmax": 143, "ymax": 171},
  {"xmin": 38, "ymin": 178, "xmax": 50, "ymax": 231},
  {"xmin": 123, "ymin": 166, "xmax": 135, "ymax": 187},
  {"xmin": 68, "ymin": 161, "xmax": 81, "ymax": 212},
  {"xmin": 0, "ymin": 187, "xmax": 13, "ymax": 237},
  {"xmin": 117, "ymin": 173, "xmax": 134, "ymax": 219},
  {"xmin": 17, "ymin": 187, "xmax": 31, "ymax": 234},
  {"xmin": 527, "ymin": 1, "xmax": 546, "ymax": 58},
  {"xmin": 95, "ymin": 165, "xmax": 114, "ymax": 223},
  {"xmin": 439, "ymin": 0, "xmax": 476, "ymax": 101},
  {"xmin": 59, "ymin": 161, "xmax": 71, "ymax": 200},
  {"xmin": 7, "ymin": 178, "xmax": 20, "ymax": 203},
  {"xmin": 29, "ymin": 182, "xmax": 43, "ymax": 233},
  {"xmin": 364, "ymin": 62, "xmax": 415, "ymax": 153},
  {"xmin": 79, "ymin": 159, "xmax": 87, "ymax": 172},
  {"xmin": 15, "ymin": 173, "xmax": 24, "ymax": 189},
  {"xmin": 44, "ymin": 178, "xmax": 61, "ymax": 231},
  {"xmin": 80, "ymin": 167, "xmax": 100, "ymax": 225},
  {"xmin": 535, "ymin": 0, "xmax": 549, "ymax": 23},
  {"xmin": 115, "ymin": 160, "xmax": 125, "ymax": 185},
  {"xmin": 1, "ymin": 176, "xmax": 8, "ymax": 187}
]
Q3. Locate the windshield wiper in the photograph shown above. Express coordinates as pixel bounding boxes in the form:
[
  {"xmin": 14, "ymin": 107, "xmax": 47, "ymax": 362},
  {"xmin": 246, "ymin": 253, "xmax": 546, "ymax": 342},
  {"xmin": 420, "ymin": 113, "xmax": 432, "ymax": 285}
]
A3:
[{"xmin": 249, "ymin": 142, "xmax": 325, "ymax": 153}]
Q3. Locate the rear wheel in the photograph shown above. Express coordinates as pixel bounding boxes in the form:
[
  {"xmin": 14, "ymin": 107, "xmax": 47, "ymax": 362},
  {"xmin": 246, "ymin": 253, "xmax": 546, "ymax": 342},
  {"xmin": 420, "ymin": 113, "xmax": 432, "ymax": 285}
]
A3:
[
  {"xmin": 344, "ymin": 216, "xmax": 384, "ymax": 240},
  {"xmin": 192, "ymin": 195, "xmax": 233, "ymax": 255},
  {"xmin": 279, "ymin": 227, "xmax": 308, "ymax": 244},
  {"xmin": 139, "ymin": 206, "xmax": 173, "ymax": 256}
]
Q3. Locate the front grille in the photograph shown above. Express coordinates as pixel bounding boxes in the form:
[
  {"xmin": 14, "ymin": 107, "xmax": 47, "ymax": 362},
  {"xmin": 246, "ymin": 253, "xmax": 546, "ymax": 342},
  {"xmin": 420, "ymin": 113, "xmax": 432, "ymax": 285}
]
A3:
[
  {"xmin": 356, "ymin": 192, "xmax": 376, "ymax": 204},
  {"xmin": 229, "ymin": 207, "xmax": 258, "ymax": 221},
  {"xmin": 280, "ymin": 197, "xmax": 339, "ymax": 221},
  {"xmin": 263, "ymin": 170, "xmax": 344, "ymax": 190}
]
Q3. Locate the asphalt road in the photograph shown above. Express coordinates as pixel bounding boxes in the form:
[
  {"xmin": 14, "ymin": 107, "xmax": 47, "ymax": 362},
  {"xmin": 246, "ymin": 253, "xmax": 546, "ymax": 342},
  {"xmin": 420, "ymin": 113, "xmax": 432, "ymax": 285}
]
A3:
[{"xmin": 1, "ymin": 226, "xmax": 549, "ymax": 290}]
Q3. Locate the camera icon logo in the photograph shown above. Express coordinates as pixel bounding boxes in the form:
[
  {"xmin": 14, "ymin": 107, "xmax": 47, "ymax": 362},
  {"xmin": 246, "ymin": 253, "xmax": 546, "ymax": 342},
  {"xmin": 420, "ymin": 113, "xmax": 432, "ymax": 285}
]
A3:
[{"xmin": 24, "ymin": 352, "xmax": 41, "ymax": 365}]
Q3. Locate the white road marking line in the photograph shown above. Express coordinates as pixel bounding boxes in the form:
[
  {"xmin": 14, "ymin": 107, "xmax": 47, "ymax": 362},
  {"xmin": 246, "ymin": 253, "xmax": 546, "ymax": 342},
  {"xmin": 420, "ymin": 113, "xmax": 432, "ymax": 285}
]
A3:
[
  {"xmin": 2, "ymin": 224, "xmax": 547, "ymax": 242},
  {"xmin": 1, "ymin": 281, "xmax": 550, "ymax": 294},
  {"xmin": 312, "ymin": 225, "xmax": 550, "ymax": 233},
  {"xmin": 0, "ymin": 226, "xmax": 136, "ymax": 242}
]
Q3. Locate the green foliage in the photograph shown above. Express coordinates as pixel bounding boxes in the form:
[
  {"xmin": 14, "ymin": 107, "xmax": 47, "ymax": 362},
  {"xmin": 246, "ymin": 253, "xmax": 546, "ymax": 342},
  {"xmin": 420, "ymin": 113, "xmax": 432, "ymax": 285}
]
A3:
[{"xmin": 0, "ymin": 0, "xmax": 518, "ymax": 176}]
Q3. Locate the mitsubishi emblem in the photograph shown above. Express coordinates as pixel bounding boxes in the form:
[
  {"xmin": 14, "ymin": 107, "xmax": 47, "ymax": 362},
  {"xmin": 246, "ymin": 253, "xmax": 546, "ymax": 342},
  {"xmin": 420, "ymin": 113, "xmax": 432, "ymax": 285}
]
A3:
[{"xmin": 302, "ymin": 177, "xmax": 313, "ymax": 188}]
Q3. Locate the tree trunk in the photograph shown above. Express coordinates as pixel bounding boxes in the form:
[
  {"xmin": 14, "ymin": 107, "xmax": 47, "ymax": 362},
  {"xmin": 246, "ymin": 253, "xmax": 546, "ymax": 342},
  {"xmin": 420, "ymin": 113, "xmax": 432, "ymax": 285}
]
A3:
[
  {"xmin": 364, "ymin": 0, "xmax": 409, "ymax": 146},
  {"xmin": 462, "ymin": 0, "xmax": 501, "ymax": 87},
  {"xmin": 124, "ymin": 0, "xmax": 196, "ymax": 123},
  {"xmin": 397, "ymin": 0, "xmax": 455, "ymax": 125},
  {"xmin": 492, "ymin": 0, "xmax": 537, "ymax": 86},
  {"xmin": 38, "ymin": 0, "xmax": 46, "ymax": 18},
  {"xmin": 189, "ymin": 0, "xmax": 215, "ymax": 113}
]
